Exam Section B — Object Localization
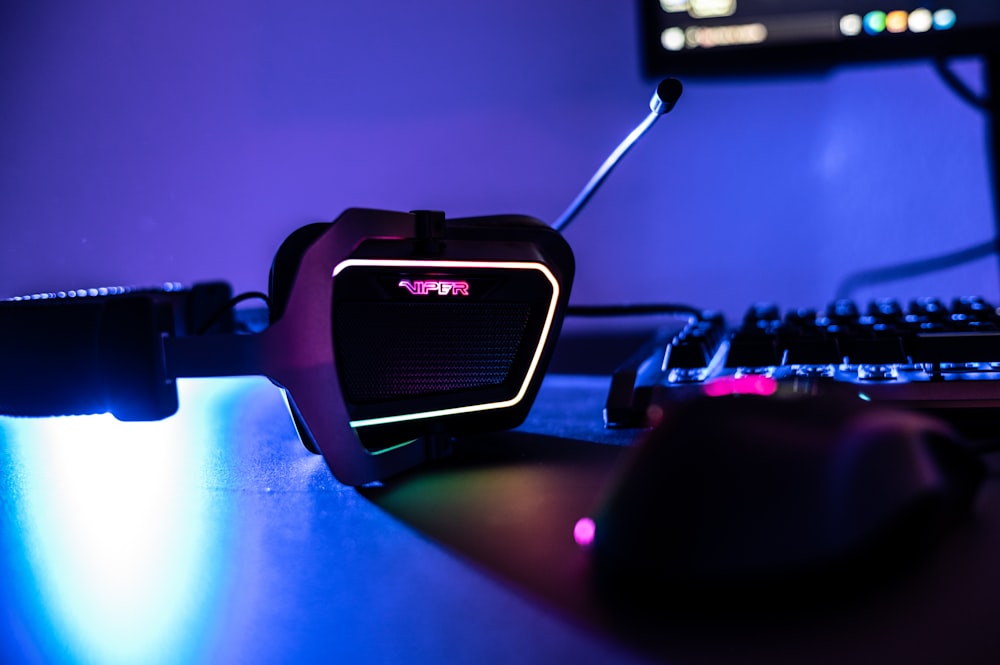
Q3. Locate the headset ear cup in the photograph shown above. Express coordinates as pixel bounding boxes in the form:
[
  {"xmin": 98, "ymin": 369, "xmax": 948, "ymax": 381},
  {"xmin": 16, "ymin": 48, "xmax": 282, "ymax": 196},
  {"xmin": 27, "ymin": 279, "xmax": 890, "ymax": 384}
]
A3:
[{"xmin": 269, "ymin": 223, "xmax": 330, "ymax": 321}]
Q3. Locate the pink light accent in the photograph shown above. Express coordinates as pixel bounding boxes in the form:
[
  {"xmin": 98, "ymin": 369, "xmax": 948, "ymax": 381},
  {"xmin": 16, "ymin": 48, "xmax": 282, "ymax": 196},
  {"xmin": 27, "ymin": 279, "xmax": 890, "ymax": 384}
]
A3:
[
  {"xmin": 573, "ymin": 517, "xmax": 596, "ymax": 547},
  {"xmin": 397, "ymin": 279, "xmax": 470, "ymax": 296},
  {"xmin": 335, "ymin": 258, "xmax": 560, "ymax": 429},
  {"xmin": 702, "ymin": 375, "xmax": 778, "ymax": 398}
]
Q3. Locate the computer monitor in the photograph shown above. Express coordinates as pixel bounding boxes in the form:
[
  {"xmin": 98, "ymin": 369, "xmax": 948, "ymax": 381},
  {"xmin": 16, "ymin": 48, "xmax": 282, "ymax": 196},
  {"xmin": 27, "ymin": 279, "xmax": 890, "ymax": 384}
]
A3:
[
  {"xmin": 639, "ymin": 1, "xmax": 1000, "ymax": 298},
  {"xmin": 639, "ymin": 1, "xmax": 1000, "ymax": 76}
]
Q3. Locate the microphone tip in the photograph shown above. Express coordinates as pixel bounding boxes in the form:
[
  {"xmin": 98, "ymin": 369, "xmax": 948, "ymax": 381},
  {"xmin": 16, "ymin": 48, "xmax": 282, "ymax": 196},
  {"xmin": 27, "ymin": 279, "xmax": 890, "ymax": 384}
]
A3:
[{"xmin": 650, "ymin": 77, "xmax": 683, "ymax": 114}]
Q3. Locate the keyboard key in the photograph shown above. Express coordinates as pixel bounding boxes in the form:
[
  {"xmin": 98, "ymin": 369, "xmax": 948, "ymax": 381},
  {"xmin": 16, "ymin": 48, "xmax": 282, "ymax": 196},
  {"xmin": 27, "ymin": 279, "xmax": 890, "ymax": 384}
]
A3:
[
  {"xmin": 845, "ymin": 336, "xmax": 909, "ymax": 365},
  {"xmin": 603, "ymin": 295, "xmax": 1000, "ymax": 432},
  {"xmin": 725, "ymin": 332, "xmax": 781, "ymax": 368},
  {"xmin": 743, "ymin": 303, "xmax": 780, "ymax": 326},
  {"xmin": 782, "ymin": 337, "xmax": 842, "ymax": 365},
  {"xmin": 664, "ymin": 335, "xmax": 712, "ymax": 369},
  {"xmin": 911, "ymin": 332, "xmax": 1000, "ymax": 364},
  {"xmin": 867, "ymin": 298, "xmax": 903, "ymax": 321}
]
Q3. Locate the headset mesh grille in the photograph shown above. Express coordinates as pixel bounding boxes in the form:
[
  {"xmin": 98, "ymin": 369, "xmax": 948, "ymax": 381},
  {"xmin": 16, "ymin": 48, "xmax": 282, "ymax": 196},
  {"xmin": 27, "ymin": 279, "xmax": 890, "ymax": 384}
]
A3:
[{"xmin": 335, "ymin": 301, "xmax": 533, "ymax": 403}]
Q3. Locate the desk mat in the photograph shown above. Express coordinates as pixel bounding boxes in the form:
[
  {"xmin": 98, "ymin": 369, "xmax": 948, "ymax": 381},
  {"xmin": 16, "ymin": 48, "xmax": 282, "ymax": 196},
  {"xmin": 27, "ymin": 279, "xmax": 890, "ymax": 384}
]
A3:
[
  {"xmin": 360, "ymin": 375, "xmax": 1000, "ymax": 665},
  {"xmin": 361, "ymin": 429, "xmax": 621, "ymax": 622},
  {"xmin": 359, "ymin": 375, "xmax": 630, "ymax": 625}
]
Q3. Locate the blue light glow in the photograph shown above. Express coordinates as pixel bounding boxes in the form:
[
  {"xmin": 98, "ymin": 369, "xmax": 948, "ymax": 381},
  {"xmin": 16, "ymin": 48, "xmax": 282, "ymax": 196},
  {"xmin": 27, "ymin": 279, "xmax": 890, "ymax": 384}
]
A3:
[
  {"xmin": 1, "ymin": 379, "xmax": 242, "ymax": 664},
  {"xmin": 933, "ymin": 9, "xmax": 957, "ymax": 31}
]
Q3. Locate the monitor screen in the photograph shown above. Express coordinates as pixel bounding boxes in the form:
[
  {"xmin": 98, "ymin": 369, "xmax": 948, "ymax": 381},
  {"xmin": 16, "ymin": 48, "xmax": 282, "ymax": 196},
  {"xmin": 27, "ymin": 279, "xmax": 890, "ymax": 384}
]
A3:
[{"xmin": 640, "ymin": 1, "xmax": 1000, "ymax": 76}]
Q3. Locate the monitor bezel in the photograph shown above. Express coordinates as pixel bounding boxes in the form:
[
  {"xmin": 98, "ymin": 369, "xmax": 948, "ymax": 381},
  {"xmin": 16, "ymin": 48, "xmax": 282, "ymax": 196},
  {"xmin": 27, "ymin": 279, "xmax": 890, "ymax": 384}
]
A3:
[{"xmin": 639, "ymin": 1, "xmax": 1000, "ymax": 77}]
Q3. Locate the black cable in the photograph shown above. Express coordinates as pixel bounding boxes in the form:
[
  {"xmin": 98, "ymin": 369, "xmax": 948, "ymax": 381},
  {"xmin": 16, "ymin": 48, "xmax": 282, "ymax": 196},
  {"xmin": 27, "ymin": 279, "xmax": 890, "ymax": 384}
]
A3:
[
  {"xmin": 566, "ymin": 303, "xmax": 703, "ymax": 320},
  {"xmin": 836, "ymin": 56, "xmax": 998, "ymax": 300},
  {"xmin": 934, "ymin": 57, "xmax": 992, "ymax": 111},
  {"xmin": 834, "ymin": 240, "xmax": 996, "ymax": 300},
  {"xmin": 986, "ymin": 52, "xmax": 1000, "ymax": 298},
  {"xmin": 195, "ymin": 291, "xmax": 272, "ymax": 335},
  {"xmin": 933, "ymin": 54, "xmax": 1000, "ymax": 296}
]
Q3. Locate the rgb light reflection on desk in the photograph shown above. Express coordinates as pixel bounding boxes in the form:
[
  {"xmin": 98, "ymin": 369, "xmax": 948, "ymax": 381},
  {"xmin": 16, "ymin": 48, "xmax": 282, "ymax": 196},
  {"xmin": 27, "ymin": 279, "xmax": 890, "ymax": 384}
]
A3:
[{"xmin": 1, "ymin": 380, "xmax": 242, "ymax": 665}]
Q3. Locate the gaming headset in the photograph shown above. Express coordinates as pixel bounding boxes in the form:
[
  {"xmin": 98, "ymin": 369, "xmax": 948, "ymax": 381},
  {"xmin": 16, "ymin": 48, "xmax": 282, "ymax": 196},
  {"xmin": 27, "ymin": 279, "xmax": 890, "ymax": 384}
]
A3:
[{"xmin": 0, "ymin": 79, "xmax": 682, "ymax": 486}]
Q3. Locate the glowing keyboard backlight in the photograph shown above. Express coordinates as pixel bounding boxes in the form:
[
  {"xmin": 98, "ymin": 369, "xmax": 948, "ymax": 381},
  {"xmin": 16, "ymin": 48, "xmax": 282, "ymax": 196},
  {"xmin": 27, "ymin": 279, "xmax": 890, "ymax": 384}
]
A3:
[{"xmin": 703, "ymin": 375, "xmax": 778, "ymax": 397}]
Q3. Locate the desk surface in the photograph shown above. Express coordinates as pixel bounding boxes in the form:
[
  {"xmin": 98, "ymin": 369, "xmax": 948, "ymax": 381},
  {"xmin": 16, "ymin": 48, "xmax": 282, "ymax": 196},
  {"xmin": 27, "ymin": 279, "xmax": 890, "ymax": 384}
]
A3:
[{"xmin": 2, "ymin": 373, "xmax": 1000, "ymax": 665}]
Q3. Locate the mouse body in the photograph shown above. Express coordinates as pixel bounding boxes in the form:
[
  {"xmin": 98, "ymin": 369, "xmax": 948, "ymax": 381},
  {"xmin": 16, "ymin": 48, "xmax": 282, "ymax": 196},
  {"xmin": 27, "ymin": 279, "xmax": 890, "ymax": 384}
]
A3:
[{"xmin": 589, "ymin": 390, "xmax": 986, "ymax": 606}]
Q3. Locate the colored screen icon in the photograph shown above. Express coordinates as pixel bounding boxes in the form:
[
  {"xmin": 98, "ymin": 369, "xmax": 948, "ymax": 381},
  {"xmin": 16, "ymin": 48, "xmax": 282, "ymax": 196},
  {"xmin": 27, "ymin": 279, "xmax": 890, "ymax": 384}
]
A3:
[
  {"xmin": 933, "ymin": 9, "xmax": 957, "ymax": 31},
  {"xmin": 864, "ymin": 11, "xmax": 887, "ymax": 35},
  {"xmin": 840, "ymin": 14, "xmax": 863, "ymax": 37},
  {"xmin": 908, "ymin": 9, "xmax": 933, "ymax": 33},
  {"xmin": 886, "ymin": 11, "xmax": 908, "ymax": 33}
]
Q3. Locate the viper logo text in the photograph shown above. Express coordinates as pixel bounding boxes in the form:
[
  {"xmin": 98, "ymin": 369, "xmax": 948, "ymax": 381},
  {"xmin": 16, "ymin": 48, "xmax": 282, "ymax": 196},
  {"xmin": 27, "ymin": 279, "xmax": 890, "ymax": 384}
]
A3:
[{"xmin": 397, "ymin": 279, "xmax": 471, "ymax": 296}]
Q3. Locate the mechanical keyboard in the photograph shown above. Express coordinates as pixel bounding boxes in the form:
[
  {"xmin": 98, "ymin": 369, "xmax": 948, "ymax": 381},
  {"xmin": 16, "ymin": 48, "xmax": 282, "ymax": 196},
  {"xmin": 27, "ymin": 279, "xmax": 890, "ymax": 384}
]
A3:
[{"xmin": 604, "ymin": 296, "xmax": 1000, "ymax": 436}]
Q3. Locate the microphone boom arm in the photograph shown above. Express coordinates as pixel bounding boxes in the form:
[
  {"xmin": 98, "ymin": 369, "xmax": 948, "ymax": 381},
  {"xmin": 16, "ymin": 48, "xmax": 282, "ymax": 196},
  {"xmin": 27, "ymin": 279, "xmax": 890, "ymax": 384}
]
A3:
[{"xmin": 552, "ymin": 78, "xmax": 683, "ymax": 233}]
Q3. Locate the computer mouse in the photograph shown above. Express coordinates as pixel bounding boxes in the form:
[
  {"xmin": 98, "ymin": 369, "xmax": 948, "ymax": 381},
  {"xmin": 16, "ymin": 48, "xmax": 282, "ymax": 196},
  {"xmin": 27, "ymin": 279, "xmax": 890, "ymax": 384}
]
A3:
[{"xmin": 586, "ymin": 387, "xmax": 986, "ymax": 609}]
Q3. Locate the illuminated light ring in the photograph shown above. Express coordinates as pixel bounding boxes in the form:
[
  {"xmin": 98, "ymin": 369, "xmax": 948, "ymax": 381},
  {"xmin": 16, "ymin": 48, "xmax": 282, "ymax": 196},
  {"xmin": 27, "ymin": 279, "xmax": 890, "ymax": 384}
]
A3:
[{"xmin": 331, "ymin": 258, "xmax": 561, "ymax": 431}]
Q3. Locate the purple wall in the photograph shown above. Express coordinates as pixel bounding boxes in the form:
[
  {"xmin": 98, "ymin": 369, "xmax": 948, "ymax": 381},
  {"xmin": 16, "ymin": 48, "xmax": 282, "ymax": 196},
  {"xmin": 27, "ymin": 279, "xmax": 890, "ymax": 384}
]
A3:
[{"xmin": 1, "ymin": 1, "xmax": 995, "ymax": 319}]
